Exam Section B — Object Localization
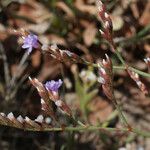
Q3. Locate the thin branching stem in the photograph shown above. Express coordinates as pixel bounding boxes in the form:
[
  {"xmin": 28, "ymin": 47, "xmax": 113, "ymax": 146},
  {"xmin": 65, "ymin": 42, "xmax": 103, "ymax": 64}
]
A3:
[
  {"xmin": 115, "ymin": 49, "xmax": 126, "ymax": 65},
  {"xmin": 10, "ymin": 52, "xmax": 29, "ymax": 87},
  {"xmin": 84, "ymin": 61, "xmax": 150, "ymax": 78},
  {"xmin": 112, "ymin": 99, "xmax": 129, "ymax": 128},
  {"xmin": 1, "ymin": 123, "xmax": 150, "ymax": 138},
  {"xmin": 0, "ymin": 43, "xmax": 11, "ymax": 89},
  {"xmin": 26, "ymin": 126, "xmax": 128, "ymax": 132}
]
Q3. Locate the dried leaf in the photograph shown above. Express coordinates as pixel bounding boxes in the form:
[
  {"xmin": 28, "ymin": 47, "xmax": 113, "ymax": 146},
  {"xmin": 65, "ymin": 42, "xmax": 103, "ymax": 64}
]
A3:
[
  {"xmin": 111, "ymin": 15, "xmax": 124, "ymax": 31},
  {"xmin": 74, "ymin": 0, "xmax": 96, "ymax": 15},
  {"xmin": 89, "ymin": 97, "xmax": 113, "ymax": 124},
  {"xmin": 56, "ymin": 2, "xmax": 75, "ymax": 18},
  {"xmin": 31, "ymin": 50, "xmax": 41, "ymax": 68},
  {"xmin": 139, "ymin": 1, "xmax": 150, "ymax": 26},
  {"xmin": 83, "ymin": 23, "xmax": 97, "ymax": 46}
]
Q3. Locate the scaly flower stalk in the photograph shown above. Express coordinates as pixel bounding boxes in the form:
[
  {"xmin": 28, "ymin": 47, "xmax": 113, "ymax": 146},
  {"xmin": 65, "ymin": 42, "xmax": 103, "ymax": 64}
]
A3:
[
  {"xmin": 98, "ymin": 55, "xmax": 130, "ymax": 128},
  {"xmin": 96, "ymin": 0, "xmax": 115, "ymax": 52},
  {"xmin": 127, "ymin": 69, "xmax": 148, "ymax": 95},
  {"xmin": 144, "ymin": 57, "xmax": 150, "ymax": 72},
  {"xmin": 98, "ymin": 54, "xmax": 113, "ymax": 100},
  {"xmin": 29, "ymin": 77, "xmax": 72, "ymax": 117}
]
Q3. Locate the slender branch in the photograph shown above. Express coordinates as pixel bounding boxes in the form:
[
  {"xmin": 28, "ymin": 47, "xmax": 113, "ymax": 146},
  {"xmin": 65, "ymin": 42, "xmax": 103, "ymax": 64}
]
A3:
[
  {"xmin": 113, "ymin": 66, "xmax": 150, "ymax": 78},
  {"xmin": 114, "ymin": 24, "xmax": 150, "ymax": 46},
  {"xmin": 0, "ymin": 43, "xmax": 11, "ymax": 89},
  {"xmin": 132, "ymin": 128, "xmax": 150, "ymax": 138},
  {"xmin": 113, "ymin": 66, "xmax": 125, "ymax": 70},
  {"xmin": 129, "ymin": 67, "xmax": 150, "ymax": 78},
  {"xmin": 10, "ymin": 52, "xmax": 29, "ymax": 87},
  {"xmin": 112, "ymin": 100, "xmax": 129, "ymax": 128},
  {"xmin": 115, "ymin": 49, "xmax": 126, "ymax": 65},
  {"xmin": 0, "ymin": 123, "xmax": 150, "ymax": 138},
  {"xmin": 26, "ymin": 126, "xmax": 128, "ymax": 132},
  {"xmin": 84, "ymin": 60, "xmax": 150, "ymax": 78}
]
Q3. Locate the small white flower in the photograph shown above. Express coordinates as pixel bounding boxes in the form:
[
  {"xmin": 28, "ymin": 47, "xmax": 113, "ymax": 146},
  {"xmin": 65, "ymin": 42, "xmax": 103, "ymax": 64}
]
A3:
[
  {"xmin": 17, "ymin": 115, "xmax": 24, "ymax": 123},
  {"xmin": 41, "ymin": 99, "xmax": 45, "ymax": 105},
  {"xmin": 105, "ymin": 54, "xmax": 109, "ymax": 60},
  {"xmin": 99, "ymin": 29, "xmax": 105, "ymax": 35},
  {"xmin": 35, "ymin": 115, "xmax": 44, "ymax": 123},
  {"xmin": 25, "ymin": 116, "xmax": 31, "ymax": 122},
  {"xmin": 102, "ymin": 59, "xmax": 107, "ymax": 65},
  {"xmin": 0, "ymin": 112, "xmax": 6, "ymax": 117},
  {"xmin": 50, "ymin": 44, "xmax": 58, "ymax": 51},
  {"xmin": 144, "ymin": 57, "xmax": 150, "ymax": 64},
  {"xmin": 41, "ymin": 44, "xmax": 49, "ymax": 51},
  {"xmin": 100, "ymin": 67, "xmax": 106, "ymax": 75},
  {"xmin": 104, "ymin": 12, "xmax": 109, "ymax": 18},
  {"xmin": 80, "ymin": 70, "xmax": 86, "ymax": 78},
  {"xmin": 104, "ymin": 21, "xmax": 110, "ymax": 29},
  {"xmin": 55, "ymin": 100, "xmax": 63, "ymax": 107},
  {"xmin": 45, "ymin": 117, "xmax": 52, "ymax": 124},
  {"xmin": 80, "ymin": 70, "xmax": 97, "ymax": 82},
  {"xmin": 98, "ymin": 77, "xmax": 105, "ymax": 84},
  {"xmin": 7, "ymin": 112, "xmax": 15, "ymax": 121},
  {"xmin": 96, "ymin": 0, "xmax": 103, "ymax": 12},
  {"xmin": 136, "ymin": 81, "xmax": 142, "ymax": 87}
]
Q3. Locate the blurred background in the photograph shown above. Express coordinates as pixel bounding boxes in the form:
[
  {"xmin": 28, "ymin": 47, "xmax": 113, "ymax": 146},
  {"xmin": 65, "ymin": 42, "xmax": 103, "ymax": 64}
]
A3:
[{"xmin": 0, "ymin": 0, "xmax": 150, "ymax": 149}]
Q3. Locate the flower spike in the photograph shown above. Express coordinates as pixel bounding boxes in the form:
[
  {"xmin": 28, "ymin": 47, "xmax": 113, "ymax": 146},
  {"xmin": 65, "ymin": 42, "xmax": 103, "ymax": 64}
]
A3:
[
  {"xmin": 127, "ymin": 69, "xmax": 148, "ymax": 95},
  {"xmin": 29, "ymin": 77, "xmax": 72, "ymax": 117},
  {"xmin": 96, "ymin": 0, "xmax": 115, "ymax": 52},
  {"xmin": 98, "ymin": 54, "xmax": 114, "ymax": 100}
]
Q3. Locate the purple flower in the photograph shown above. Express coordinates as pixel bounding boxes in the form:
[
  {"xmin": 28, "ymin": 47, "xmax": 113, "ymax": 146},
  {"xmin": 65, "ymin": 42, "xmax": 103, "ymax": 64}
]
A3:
[
  {"xmin": 22, "ymin": 34, "xmax": 38, "ymax": 54},
  {"xmin": 45, "ymin": 79, "xmax": 63, "ymax": 92}
]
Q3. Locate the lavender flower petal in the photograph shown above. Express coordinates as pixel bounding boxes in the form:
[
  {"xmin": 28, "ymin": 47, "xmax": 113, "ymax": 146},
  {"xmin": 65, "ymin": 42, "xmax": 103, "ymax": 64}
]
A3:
[
  {"xmin": 22, "ymin": 34, "xmax": 38, "ymax": 54},
  {"xmin": 45, "ymin": 79, "xmax": 63, "ymax": 92}
]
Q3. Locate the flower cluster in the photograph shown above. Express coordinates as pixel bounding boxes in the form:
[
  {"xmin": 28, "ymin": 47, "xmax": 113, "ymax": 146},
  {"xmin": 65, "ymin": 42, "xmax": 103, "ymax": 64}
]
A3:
[
  {"xmin": 45, "ymin": 44, "xmax": 84, "ymax": 63},
  {"xmin": 98, "ymin": 54, "xmax": 114, "ymax": 100},
  {"xmin": 22, "ymin": 32, "xmax": 85, "ymax": 64},
  {"xmin": 29, "ymin": 77, "xmax": 72, "ymax": 118},
  {"xmin": 79, "ymin": 69, "xmax": 97, "ymax": 83},
  {"xmin": 22, "ymin": 34, "xmax": 39, "ymax": 54},
  {"xmin": 96, "ymin": 0, "xmax": 115, "ymax": 51},
  {"xmin": 127, "ymin": 69, "xmax": 148, "ymax": 95},
  {"xmin": 44, "ymin": 79, "xmax": 63, "ymax": 92},
  {"xmin": 144, "ymin": 57, "xmax": 150, "ymax": 72},
  {"xmin": 0, "ymin": 112, "xmax": 52, "ymax": 130}
]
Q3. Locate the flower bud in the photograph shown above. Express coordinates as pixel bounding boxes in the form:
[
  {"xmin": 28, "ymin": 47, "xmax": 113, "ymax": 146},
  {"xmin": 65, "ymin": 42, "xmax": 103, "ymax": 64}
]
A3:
[
  {"xmin": 127, "ymin": 69, "xmax": 148, "ymax": 95},
  {"xmin": 98, "ymin": 55, "xmax": 114, "ymax": 100},
  {"xmin": 96, "ymin": 0, "xmax": 115, "ymax": 52}
]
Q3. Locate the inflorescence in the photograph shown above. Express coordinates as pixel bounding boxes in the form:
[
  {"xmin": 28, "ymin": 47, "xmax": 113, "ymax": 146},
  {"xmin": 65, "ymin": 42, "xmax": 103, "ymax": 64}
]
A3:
[{"xmin": 0, "ymin": 0, "xmax": 149, "ymax": 137}]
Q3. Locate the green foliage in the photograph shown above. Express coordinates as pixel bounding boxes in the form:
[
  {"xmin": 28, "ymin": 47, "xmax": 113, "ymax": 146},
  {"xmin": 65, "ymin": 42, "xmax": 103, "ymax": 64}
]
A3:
[{"xmin": 74, "ymin": 67, "xmax": 98, "ymax": 120}]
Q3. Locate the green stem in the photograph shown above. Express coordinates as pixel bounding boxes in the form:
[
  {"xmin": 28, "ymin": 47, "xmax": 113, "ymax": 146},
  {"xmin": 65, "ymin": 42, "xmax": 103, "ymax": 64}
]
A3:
[
  {"xmin": 113, "ymin": 66, "xmax": 150, "ymax": 78},
  {"xmin": 132, "ymin": 128, "xmax": 150, "ymax": 138},
  {"xmin": 113, "ymin": 65, "xmax": 126, "ymax": 70},
  {"xmin": 85, "ymin": 46, "xmax": 150, "ymax": 78},
  {"xmin": 114, "ymin": 47, "xmax": 150, "ymax": 78},
  {"xmin": 28, "ymin": 126, "xmax": 127, "ymax": 132},
  {"xmin": 129, "ymin": 67, "xmax": 150, "ymax": 78},
  {"xmin": 115, "ymin": 49, "xmax": 126, "ymax": 65},
  {"xmin": 71, "ymin": 115, "xmax": 86, "ymax": 127},
  {"xmin": 2, "ymin": 123, "xmax": 150, "ymax": 137},
  {"xmin": 116, "ymin": 24, "xmax": 150, "ymax": 47},
  {"xmin": 84, "ymin": 61, "xmax": 150, "ymax": 78},
  {"xmin": 113, "ymin": 100, "xmax": 129, "ymax": 127}
]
